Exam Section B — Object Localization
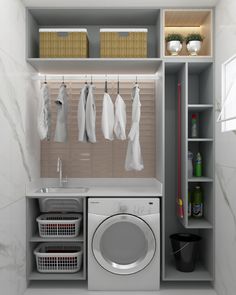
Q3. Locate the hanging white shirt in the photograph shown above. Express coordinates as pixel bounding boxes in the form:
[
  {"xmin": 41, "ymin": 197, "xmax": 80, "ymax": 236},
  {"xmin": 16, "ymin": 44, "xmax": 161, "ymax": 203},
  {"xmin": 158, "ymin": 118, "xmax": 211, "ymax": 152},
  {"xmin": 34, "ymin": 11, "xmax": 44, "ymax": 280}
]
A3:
[
  {"xmin": 78, "ymin": 84, "xmax": 88, "ymax": 142},
  {"xmin": 114, "ymin": 94, "xmax": 126, "ymax": 140},
  {"xmin": 86, "ymin": 84, "xmax": 96, "ymax": 143},
  {"xmin": 38, "ymin": 83, "xmax": 51, "ymax": 140},
  {"xmin": 125, "ymin": 85, "xmax": 144, "ymax": 171},
  {"xmin": 54, "ymin": 85, "xmax": 68, "ymax": 143},
  {"xmin": 102, "ymin": 92, "xmax": 114, "ymax": 140}
]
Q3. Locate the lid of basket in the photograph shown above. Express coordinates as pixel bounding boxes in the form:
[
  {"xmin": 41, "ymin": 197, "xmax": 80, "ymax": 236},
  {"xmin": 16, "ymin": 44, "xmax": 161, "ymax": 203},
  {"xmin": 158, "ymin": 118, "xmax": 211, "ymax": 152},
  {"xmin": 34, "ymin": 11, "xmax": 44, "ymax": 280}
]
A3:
[
  {"xmin": 100, "ymin": 28, "xmax": 148, "ymax": 32},
  {"xmin": 39, "ymin": 28, "xmax": 87, "ymax": 33}
]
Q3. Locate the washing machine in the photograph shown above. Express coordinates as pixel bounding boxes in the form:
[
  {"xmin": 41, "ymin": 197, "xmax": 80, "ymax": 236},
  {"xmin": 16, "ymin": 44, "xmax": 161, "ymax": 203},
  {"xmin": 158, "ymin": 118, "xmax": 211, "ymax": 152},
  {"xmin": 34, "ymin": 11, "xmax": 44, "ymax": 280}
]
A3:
[{"xmin": 88, "ymin": 198, "xmax": 160, "ymax": 291}]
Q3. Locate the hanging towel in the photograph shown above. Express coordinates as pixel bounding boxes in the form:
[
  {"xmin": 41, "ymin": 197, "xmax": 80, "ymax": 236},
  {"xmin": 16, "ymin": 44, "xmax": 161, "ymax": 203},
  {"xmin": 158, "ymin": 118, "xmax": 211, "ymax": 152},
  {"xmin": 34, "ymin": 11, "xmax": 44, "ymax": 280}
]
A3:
[
  {"xmin": 102, "ymin": 92, "xmax": 114, "ymax": 140},
  {"xmin": 38, "ymin": 83, "xmax": 51, "ymax": 140},
  {"xmin": 78, "ymin": 85, "xmax": 88, "ymax": 142},
  {"xmin": 54, "ymin": 85, "xmax": 68, "ymax": 142},
  {"xmin": 125, "ymin": 85, "xmax": 144, "ymax": 171},
  {"xmin": 86, "ymin": 84, "xmax": 96, "ymax": 143},
  {"xmin": 114, "ymin": 94, "xmax": 126, "ymax": 140}
]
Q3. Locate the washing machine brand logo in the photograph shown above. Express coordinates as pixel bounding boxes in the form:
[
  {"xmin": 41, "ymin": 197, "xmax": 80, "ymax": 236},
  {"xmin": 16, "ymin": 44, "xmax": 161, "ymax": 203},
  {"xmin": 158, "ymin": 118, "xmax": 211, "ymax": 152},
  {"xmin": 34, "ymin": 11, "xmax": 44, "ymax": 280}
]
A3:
[{"xmin": 90, "ymin": 201, "xmax": 100, "ymax": 204}]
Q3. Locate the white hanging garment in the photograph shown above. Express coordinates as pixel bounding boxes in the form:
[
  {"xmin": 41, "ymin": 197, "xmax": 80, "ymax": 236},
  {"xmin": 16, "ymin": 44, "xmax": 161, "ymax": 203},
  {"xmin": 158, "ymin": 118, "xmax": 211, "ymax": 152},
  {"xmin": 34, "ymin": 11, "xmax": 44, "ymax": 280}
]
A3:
[
  {"xmin": 54, "ymin": 84, "xmax": 68, "ymax": 142},
  {"xmin": 78, "ymin": 84, "xmax": 88, "ymax": 142},
  {"xmin": 85, "ymin": 84, "xmax": 96, "ymax": 143},
  {"xmin": 125, "ymin": 85, "xmax": 144, "ymax": 171},
  {"xmin": 37, "ymin": 83, "xmax": 51, "ymax": 140},
  {"xmin": 114, "ymin": 94, "xmax": 126, "ymax": 140},
  {"xmin": 101, "ymin": 92, "xmax": 114, "ymax": 140}
]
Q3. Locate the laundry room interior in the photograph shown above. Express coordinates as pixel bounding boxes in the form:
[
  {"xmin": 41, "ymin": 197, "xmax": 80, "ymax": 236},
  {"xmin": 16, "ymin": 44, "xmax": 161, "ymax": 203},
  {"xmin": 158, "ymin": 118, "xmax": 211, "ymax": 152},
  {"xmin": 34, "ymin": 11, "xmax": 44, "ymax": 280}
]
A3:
[{"xmin": 1, "ymin": 0, "xmax": 236, "ymax": 295}]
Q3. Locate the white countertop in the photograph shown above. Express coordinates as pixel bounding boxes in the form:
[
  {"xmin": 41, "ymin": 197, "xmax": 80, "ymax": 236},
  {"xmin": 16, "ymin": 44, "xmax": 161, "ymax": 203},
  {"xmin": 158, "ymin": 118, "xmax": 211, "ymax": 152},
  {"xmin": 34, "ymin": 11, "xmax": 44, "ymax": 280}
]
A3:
[{"xmin": 26, "ymin": 178, "xmax": 163, "ymax": 198}]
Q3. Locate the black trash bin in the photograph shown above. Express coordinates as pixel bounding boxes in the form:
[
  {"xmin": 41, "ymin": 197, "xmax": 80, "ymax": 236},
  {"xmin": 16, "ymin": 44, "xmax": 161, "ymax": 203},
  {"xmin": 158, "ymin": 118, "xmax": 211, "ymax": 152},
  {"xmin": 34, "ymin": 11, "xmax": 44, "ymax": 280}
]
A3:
[{"xmin": 170, "ymin": 233, "xmax": 201, "ymax": 272}]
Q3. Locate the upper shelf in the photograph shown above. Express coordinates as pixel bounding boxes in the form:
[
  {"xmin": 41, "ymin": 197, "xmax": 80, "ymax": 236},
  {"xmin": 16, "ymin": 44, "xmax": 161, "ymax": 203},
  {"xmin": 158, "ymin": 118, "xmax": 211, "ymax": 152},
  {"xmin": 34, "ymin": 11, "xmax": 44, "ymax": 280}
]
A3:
[
  {"xmin": 26, "ymin": 8, "xmax": 161, "ymax": 59},
  {"xmin": 163, "ymin": 9, "xmax": 213, "ymax": 58},
  {"xmin": 26, "ymin": 8, "xmax": 214, "ymax": 74},
  {"xmin": 27, "ymin": 58, "xmax": 162, "ymax": 74}
]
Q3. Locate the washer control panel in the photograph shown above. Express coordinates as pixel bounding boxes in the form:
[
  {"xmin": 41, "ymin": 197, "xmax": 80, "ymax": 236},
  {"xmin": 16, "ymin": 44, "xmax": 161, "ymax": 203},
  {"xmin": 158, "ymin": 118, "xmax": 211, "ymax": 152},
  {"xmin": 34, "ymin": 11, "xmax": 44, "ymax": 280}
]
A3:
[{"xmin": 88, "ymin": 198, "xmax": 160, "ymax": 216}]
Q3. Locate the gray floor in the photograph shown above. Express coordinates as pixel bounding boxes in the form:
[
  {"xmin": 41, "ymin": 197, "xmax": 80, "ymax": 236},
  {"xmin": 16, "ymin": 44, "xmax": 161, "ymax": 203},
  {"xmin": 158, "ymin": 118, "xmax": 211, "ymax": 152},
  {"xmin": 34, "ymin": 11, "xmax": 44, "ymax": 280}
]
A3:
[{"xmin": 24, "ymin": 282, "xmax": 217, "ymax": 295}]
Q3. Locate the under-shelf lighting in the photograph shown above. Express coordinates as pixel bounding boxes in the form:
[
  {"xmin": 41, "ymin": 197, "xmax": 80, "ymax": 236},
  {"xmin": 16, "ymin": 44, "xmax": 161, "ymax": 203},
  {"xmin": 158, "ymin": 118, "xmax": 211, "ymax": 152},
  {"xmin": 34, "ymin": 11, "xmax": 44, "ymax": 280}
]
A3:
[
  {"xmin": 33, "ymin": 73, "xmax": 160, "ymax": 81},
  {"xmin": 165, "ymin": 26, "xmax": 202, "ymax": 34}
]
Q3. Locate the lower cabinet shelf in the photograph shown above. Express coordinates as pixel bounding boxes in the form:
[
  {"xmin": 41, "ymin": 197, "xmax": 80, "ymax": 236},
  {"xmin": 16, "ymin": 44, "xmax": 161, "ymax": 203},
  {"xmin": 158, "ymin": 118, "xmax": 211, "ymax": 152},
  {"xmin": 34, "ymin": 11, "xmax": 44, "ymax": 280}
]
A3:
[
  {"xmin": 188, "ymin": 177, "xmax": 213, "ymax": 182},
  {"xmin": 187, "ymin": 218, "xmax": 213, "ymax": 229},
  {"xmin": 29, "ymin": 270, "xmax": 85, "ymax": 281},
  {"xmin": 30, "ymin": 233, "xmax": 84, "ymax": 242},
  {"xmin": 164, "ymin": 262, "xmax": 213, "ymax": 281}
]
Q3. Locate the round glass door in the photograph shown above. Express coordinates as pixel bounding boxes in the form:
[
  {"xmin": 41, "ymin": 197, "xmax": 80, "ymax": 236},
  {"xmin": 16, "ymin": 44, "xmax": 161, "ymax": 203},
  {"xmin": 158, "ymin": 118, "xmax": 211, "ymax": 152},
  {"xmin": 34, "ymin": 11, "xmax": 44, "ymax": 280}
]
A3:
[{"xmin": 92, "ymin": 214, "xmax": 156, "ymax": 275}]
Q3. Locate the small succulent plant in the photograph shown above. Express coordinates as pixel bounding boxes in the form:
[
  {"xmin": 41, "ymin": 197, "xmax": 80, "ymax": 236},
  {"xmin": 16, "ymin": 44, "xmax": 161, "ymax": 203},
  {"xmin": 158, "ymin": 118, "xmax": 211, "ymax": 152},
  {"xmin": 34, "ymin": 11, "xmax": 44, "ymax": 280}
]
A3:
[
  {"xmin": 165, "ymin": 33, "xmax": 184, "ymax": 43},
  {"xmin": 185, "ymin": 33, "xmax": 204, "ymax": 44}
]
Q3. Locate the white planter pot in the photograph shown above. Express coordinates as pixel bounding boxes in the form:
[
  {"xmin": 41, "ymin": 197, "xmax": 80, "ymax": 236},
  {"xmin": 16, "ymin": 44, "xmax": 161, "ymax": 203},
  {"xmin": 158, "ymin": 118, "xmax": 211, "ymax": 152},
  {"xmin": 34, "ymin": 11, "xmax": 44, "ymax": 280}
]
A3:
[
  {"xmin": 187, "ymin": 40, "xmax": 202, "ymax": 56},
  {"xmin": 167, "ymin": 41, "xmax": 183, "ymax": 56}
]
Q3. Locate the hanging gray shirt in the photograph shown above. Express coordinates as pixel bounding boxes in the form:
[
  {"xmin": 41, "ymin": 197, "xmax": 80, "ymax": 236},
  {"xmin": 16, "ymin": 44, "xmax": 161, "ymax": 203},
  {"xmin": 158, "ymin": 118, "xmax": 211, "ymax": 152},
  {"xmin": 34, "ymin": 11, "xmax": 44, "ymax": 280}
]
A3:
[{"xmin": 54, "ymin": 84, "xmax": 68, "ymax": 142}]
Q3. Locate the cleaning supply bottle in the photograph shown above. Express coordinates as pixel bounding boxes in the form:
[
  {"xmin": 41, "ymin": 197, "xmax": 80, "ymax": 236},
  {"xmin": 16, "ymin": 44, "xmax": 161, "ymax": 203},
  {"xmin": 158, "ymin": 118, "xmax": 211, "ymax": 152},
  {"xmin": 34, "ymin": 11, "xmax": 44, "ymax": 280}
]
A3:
[
  {"xmin": 191, "ymin": 114, "xmax": 198, "ymax": 138},
  {"xmin": 195, "ymin": 152, "xmax": 202, "ymax": 177},
  {"xmin": 192, "ymin": 186, "xmax": 203, "ymax": 218},
  {"xmin": 188, "ymin": 151, "xmax": 193, "ymax": 178},
  {"xmin": 188, "ymin": 190, "xmax": 192, "ymax": 217},
  {"xmin": 178, "ymin": 198, "xmax": 184, "ymax": 219}
]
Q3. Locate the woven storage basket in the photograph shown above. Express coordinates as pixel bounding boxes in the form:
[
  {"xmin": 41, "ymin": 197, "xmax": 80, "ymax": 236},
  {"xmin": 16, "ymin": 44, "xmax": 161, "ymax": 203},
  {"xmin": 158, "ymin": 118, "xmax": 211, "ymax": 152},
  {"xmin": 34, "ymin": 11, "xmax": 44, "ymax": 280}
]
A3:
[
  {"xmin": 34, "ymin": 243, "xmax": 83, "ymax": 273},
  {"xmin": 39, "ymin": 28, "xmax": 89, "ymax": 58},
  {"xmin": 100, "ymin": 28, "xmax": 148, "ymax": 58}
]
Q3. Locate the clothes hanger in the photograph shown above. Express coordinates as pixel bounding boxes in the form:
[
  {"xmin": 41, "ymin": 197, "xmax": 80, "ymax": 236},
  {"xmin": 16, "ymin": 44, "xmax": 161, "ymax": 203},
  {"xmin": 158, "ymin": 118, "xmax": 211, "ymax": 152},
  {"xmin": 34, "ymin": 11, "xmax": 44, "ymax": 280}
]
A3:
[
  {"xmin": 62, "ymin": 76, "xmax": 66, "ymax": 87},
  {"xmin": 134, "ymin": 76, "xmax": 140, "ymax": 92},
  {"xmin": 85, "ymin": 75, "xmax": 88, "ymax": 85},
  {"xmin": 117, "ymin": 76, "xmax": 120, "ymax": 94},
  {"xmin": 44, "ymin": 75, "xmax": 47, "ymax": 84},
  {"xmin": 90, "ymin": 75, "xmax": 93, "ymax": 85},
  {"xmin": 105, "ymin": 75, "xmax": 108, "ymax": 93}
]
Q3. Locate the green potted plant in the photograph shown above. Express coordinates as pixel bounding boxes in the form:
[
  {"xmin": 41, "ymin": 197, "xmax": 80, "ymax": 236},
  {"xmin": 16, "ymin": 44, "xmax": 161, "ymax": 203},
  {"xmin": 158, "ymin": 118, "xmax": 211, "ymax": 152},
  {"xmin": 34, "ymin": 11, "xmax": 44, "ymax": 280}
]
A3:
[
  {"xmin": 166, "ymin": 33, "xmax": 184, "ymax": 56},
  {"xmin": 185, "ymin": 33, "xmax": 204, "ymax": 56}
]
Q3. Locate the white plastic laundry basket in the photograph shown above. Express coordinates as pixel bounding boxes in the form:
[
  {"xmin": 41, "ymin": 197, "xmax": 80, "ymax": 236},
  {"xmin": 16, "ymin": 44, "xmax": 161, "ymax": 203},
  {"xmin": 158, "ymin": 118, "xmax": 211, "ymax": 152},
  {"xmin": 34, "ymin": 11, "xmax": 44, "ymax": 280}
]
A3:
[
  {"xmin": 38, "ymin": 197, "xmax": 83, "ymax": 212},
  {"xmin": 34, "ymin": 243, "xmax": 83, "ymax": 273},
  {"xmin": 36, "ymin": 213, "xmax": 82, "ymax": 238}
]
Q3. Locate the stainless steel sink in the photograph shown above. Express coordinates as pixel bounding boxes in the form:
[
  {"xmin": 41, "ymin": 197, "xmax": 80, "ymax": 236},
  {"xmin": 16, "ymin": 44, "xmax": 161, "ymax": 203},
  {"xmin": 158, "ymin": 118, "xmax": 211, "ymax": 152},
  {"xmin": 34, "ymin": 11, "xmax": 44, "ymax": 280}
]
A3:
[{"xmin": 35, "ymin": 187, "xmax": 88, "ymax": 194}]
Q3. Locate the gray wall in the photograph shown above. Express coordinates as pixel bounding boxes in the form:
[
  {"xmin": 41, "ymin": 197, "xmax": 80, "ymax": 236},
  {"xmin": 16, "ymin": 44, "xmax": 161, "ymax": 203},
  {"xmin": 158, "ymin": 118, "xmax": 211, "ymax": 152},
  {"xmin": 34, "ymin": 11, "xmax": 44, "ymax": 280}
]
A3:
[{"xmin": 215, "ymin": 0, "xmax": 236, "ymax": 294}]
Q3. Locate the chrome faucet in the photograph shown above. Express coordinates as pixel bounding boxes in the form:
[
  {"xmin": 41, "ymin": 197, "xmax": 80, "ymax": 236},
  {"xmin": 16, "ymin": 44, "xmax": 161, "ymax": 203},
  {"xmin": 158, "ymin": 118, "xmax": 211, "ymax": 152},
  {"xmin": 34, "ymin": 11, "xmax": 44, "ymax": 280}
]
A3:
[{"xmin": 56, "ymin": 157, "xmax": 68, "ymax": 187}]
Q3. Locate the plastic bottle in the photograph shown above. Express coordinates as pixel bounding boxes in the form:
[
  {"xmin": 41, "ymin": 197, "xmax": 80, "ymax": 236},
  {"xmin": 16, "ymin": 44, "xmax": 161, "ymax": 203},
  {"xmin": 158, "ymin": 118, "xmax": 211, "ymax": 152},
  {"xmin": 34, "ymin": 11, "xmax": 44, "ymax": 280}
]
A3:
[
  {"xmin": 188, "ymin": 151, "xmax": 193, "ymax": 178},
  {"xmin": 195, "ymin": 152, "xmax": 202, "ymax": 177},
  {"xmin": 191, "ymin": 114, "xmax": 198, "ymax": 138},
  {"xmin": 188, "ymin": 190, "xmax": 192, "ymax": 217},
  {"xmin": 178, "ymin": 198, "xmax": 184, "ymax": 219},
  {"xmin": 192, "ymin": 186, "xmax": 203, "ymax": 218}
]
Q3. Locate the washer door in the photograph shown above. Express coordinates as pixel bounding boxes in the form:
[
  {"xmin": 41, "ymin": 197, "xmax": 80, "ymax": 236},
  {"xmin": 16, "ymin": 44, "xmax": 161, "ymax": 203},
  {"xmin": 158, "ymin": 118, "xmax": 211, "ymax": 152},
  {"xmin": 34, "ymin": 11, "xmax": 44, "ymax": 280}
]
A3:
[{"xmin": 92, "ymin": 214, "xmax": 156, "ymax": 275}]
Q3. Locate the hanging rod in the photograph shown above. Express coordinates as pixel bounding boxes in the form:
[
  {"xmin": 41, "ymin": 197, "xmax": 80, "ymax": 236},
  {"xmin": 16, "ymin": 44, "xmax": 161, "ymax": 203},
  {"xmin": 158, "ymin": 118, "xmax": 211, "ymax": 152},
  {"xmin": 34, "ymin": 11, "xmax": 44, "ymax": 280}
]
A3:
[{"xmin": 33, "ymin": 74, "xmax": 160, "ymax": 81}]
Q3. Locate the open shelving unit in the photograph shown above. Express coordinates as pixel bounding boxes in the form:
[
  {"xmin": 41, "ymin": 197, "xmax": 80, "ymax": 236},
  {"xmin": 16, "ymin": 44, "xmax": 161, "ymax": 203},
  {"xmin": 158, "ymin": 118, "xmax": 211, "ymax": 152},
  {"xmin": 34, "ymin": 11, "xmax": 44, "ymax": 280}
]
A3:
[
  {"xmin": 163, "ymin": 9, "xmax": 213, "ymax": 58},
  {"xmin": 26, "ymin": 8, "xmax": 162, "ymax": 74},
  {"xmin": 26, "ymin": 196, "xmax": 87, "ymax": 282},
  {"xmin": 26, "ymin": 9, "xmax": 161, "ymax": 58},
  {"xmin": 163, "ymin": 60, "xmax": 214, "ymax": 281},
  {"xmin": 25, "ymin": 6, "xmax": 215, "ymax": 286}
]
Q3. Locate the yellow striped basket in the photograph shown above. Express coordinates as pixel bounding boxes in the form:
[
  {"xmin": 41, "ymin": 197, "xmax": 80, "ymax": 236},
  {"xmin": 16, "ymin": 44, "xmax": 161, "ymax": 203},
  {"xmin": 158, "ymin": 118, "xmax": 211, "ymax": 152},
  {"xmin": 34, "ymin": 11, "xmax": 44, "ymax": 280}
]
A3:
[
  {"xmin": 39, "ymin": 28, "xmax": 89, "ymax": 58},
  {"xmin": 100, "ymin": 28, "xmax": 148, "ymax": 58}
]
